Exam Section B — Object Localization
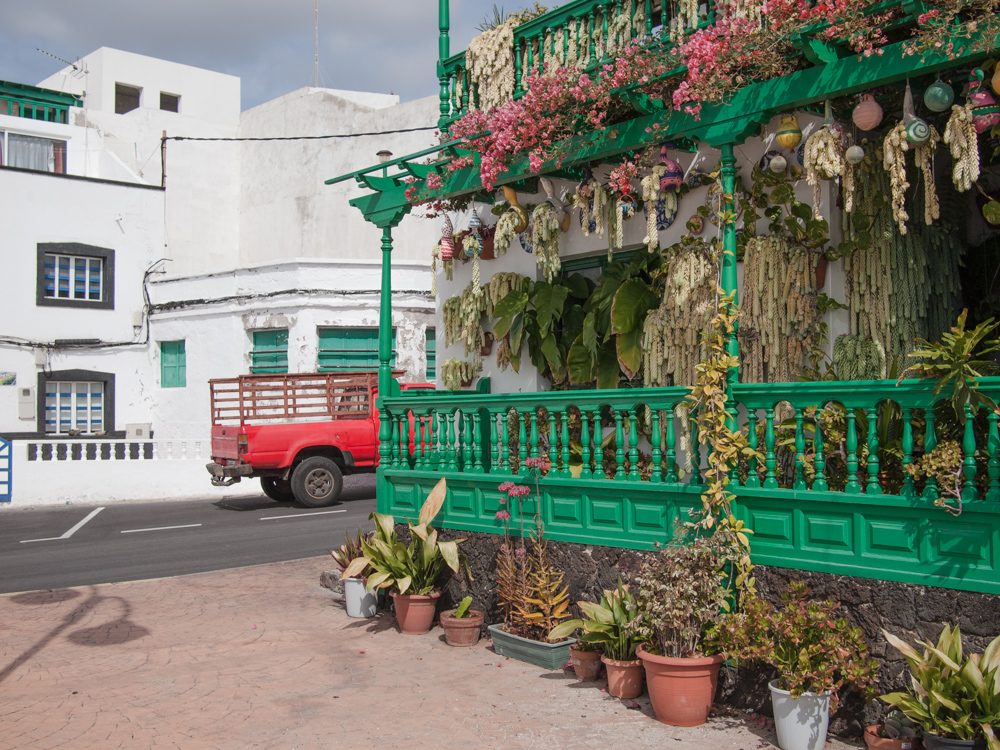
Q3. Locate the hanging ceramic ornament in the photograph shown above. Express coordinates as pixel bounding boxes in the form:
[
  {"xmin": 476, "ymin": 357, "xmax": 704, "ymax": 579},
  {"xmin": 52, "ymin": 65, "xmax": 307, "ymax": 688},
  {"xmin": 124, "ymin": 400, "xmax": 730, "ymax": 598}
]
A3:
[
  {"xmin": 775, "ymin": 114, "xmax": 802, "ymax": 149},
  {"xmin": 501, "ymin": 185, "xmax": 529, "ymax": 232},
  {"xmin": 924, "ymin": 79, "xmax": 955, "ymax": 112},
  {"xmin": 769, "ymin": 153, "xmax": 788, "ymax": 173},
  {"xmin": 439, "ymin": 215, "xmax": 455, "ymax": 261},
  {"xmin": 658, "ymin": 146, "xmax": 684, "ymax": 191},
  {"xmin": 466, "ymin": 210, "xmax": 482, "ymax": 257},
  {"xmin": 852, "ymin": 94, "xmax": 884, "ymax": 131},
  {"xmin": 903, "ymin": 82, "xmax": 931, "ymax": 145},
  {"xmin": 845, "ymin": 144, "xmax": 865, "ymax": 164},
  {"xmin": 968, "ymin": 69, "xmax": 1000, "ymax": 134},
  {"xmin": 993, "ymin": 64, "xmax": 1000, "ymax": 96}
]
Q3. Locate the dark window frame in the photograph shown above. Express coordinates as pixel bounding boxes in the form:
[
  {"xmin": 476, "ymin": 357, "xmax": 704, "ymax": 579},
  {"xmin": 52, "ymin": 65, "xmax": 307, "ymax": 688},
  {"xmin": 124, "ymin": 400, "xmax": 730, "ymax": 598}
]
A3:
[
  {"xmin": 159, "ymin": 92, "xmax": 180, "ymax": 113},
  {"xmin": 36, "ymin": 369, "xmax": 118, "ymax": 437},
  {"xmin": 36, "ymin": 243, "xmax": 115, "ymax": 310}
]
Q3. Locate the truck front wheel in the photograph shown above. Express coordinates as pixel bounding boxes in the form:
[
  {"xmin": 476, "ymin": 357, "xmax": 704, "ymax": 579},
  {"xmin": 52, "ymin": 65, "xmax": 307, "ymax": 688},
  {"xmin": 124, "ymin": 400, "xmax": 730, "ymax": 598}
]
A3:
[{"xmin": 291, "ymin": 457, "xmax": 344, "ymax": 508}]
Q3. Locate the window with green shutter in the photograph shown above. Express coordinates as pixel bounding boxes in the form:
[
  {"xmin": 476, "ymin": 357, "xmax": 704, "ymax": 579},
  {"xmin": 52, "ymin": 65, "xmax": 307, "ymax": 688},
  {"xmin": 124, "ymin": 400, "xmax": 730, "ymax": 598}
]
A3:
[
  {"xmin": 425, "ymin": 327, "xmax": 436, "ymax": 380},
  {"xmin": 251, "ymin": 329, "xmax": 288, "ymax": 374},
  {"xmin": 160, "ymin": 340, "xmax": 186, "ymax": 388},
  {"xmin": 317, "ymin": 328, "xmax": 395, "ymax": 372}
]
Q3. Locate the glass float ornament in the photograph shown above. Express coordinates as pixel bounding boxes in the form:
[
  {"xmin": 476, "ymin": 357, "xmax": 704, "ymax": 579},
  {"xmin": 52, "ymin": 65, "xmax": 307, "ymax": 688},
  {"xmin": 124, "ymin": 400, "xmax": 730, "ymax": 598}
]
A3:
[
  {"xmin": 439, "ymin": 216, "xmax": 455, "ymax": 261},
  {"xmin": 465, "ymin": 210, "xmax": 482, "ymax": 257},
  {"xmin": 984, "ymin": 200, "xmax": 1000, "ymax": 226},
  {"xmin": 923, "ymin": 79, "xmax": 954, "ymax": 112},
  {"xmin": 845, "ymin": 144, "xmax": 865, "ymax": 164},
  {"xmin": 902, "ymin": 82, "xmax": 930, "ymax": 145},
  {"xmin": 775, "ymin": 114, "xmax": 802, "ymax": 149},
  {"xmin": 968, "ymin": 69, "xmax": 1000, "ymax": 134},
  {"xmin": 769, "ymin": 153, "xmax": 788, "ymax": 173},
  {"xmin": 852, "ymin": 94, "xmax": 883, "ymax": 131}
]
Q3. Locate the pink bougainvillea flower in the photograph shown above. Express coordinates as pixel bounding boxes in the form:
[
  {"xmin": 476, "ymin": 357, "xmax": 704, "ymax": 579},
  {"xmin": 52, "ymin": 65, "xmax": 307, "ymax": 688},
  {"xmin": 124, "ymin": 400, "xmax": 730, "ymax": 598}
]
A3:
[{"xmin": 495, "ymin": 510, "xmax": 511, "ymax": 521}]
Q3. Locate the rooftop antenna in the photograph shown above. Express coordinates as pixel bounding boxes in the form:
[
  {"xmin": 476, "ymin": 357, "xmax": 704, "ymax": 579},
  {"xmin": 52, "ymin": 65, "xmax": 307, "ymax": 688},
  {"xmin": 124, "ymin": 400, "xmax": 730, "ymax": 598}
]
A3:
[
  {"xmin": 35, "ymin": 48, "xmax": 88, "ymax": 79},
  {"xmin": 312, "ymin": 0, "xmax": 320, "ymax": 87}
]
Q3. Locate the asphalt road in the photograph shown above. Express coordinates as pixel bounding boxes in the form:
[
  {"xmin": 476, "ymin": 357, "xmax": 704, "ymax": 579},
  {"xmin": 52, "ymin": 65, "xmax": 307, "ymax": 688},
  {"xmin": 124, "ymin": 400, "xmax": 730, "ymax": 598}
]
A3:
[{"xmin": 0, "ymin": 475, "xmax": 376, "ymax": 594}]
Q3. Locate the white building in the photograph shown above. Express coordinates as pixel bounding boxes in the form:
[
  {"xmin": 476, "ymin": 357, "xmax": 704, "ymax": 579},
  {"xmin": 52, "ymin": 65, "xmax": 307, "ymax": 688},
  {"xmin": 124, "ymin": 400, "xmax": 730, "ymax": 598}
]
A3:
[{"xmin": 0, "ymin": 48, "xmax": 438, "ymax": 506}]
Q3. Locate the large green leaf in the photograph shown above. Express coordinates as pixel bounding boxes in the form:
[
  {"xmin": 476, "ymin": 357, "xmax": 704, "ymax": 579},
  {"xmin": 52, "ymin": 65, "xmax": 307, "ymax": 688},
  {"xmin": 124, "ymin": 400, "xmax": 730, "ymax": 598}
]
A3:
[
  {"xmin": 582, "ymin": 311, "xmax": 598, "ymax": 355},
  {"xmin": 534, "ymin": 282, "xmax": 569, "ymax": 339},
  {"xmin": 616, "ymin": 326, "xmax": 643, "ymax": 380},
  {"xmin": 418, "ymin": 477, "xmax": 448, "ymax": 527},
  {"xmin": 492, "ymin": 290, "xmax": 529, "ymax": 339},
  {"xmin": 540, "ymin": 334, "xmax": 565, "ymax": 383},
  {"xmin": 597, "ymin": 341, "xmax": 620, "ymax": 389},
  {"xmin": 611, "ymin": 278, "xmax": 657, "ymax": 335},
  {"xmin": 567, "ymin": 334, "xmax": 596, "ymax": 386},
  {"xmin": 565, "ymin": 273, "xmax": 591, "ymax": 300}
]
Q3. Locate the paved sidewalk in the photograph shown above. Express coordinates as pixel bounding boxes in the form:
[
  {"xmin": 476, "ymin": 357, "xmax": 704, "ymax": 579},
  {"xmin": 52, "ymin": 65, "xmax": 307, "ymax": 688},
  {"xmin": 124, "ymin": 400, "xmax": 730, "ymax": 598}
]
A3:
[{"xmin": 0, "ymin": 558, "xmax": 861, "ymax": 750}]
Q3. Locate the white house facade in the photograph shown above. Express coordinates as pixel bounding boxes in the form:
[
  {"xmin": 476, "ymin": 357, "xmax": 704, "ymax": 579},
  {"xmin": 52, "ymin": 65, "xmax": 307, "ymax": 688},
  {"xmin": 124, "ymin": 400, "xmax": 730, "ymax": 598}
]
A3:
[{"xmin": 0, "ymin": 48, "xmax": 438, "ymax": 507}]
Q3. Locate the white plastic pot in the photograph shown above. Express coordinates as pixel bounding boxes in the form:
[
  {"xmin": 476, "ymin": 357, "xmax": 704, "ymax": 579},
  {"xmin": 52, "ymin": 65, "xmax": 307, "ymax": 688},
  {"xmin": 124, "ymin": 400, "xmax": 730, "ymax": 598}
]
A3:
[
  {"xmin": 343, "ymin": 577, "xmax": 376, "ymax": 618},
  {"xmin": 769, "ymin": 681, "xmax": 831, "ymax": 750}
]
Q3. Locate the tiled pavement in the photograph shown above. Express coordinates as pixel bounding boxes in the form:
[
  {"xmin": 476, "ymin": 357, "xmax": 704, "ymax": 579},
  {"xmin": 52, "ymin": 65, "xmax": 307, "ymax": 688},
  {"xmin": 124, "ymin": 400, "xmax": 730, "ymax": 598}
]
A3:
[{"xmin": 0, "ymin": 558, "xmax": 862, "ymax": 750}]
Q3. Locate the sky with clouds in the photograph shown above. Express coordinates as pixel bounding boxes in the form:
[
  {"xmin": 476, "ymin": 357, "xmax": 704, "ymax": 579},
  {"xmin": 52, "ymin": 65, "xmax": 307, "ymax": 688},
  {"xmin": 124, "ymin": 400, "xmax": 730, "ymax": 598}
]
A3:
[{"xmin": 0, "ymin": 0, "xmax": 509, "ymax": 109}]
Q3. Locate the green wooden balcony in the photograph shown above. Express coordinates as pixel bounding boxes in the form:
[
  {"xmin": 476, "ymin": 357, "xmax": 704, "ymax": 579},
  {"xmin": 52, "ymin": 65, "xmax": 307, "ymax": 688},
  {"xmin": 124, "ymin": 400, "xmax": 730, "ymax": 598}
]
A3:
[
  {"xmin": 380, "ymin": 377, "xmax": 1000, "ymax": 595},
  {"xmin": 0, "ymin": 81, "xmax": 81, "ymax": 125}
]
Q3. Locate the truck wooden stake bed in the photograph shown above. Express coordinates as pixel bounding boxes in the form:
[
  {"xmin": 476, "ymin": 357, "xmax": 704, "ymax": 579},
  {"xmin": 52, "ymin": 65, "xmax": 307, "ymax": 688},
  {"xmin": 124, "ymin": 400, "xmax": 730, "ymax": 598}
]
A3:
[{"xmin": 206, "ymin": 371, "xmax": 429, "ymax": 507}]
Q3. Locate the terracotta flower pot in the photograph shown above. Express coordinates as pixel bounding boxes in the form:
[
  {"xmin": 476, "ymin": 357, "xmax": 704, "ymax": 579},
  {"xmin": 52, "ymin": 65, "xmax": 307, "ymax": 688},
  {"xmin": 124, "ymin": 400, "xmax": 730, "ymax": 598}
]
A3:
[
  {"xmin": 570, "ymin": 646, "xmax": 602, "ymax": 681},
  {"xmin": 391, "ymin": 591, "xmax": 440, "ymax": 635},
  {"xmin": 480, "ymin": 226, "xmax": 496, "ymax": 260},
  {"xmin": 439, "ymin": 608, "xmax": 484, "ymax": 646},
  {"xmin": 815, "ymin": 255, "xmax": 828, "ymax": 289},
  {"xmin": 637, "ymin": 646, "xmax": 723, "ymax": 727},
  {"xmin": 602, "ymin": 655, "xmax": 644, "ymax": 699},
  {"xmin": 864, "ymin": 725, "xmax": 923, "ymax": 750}
]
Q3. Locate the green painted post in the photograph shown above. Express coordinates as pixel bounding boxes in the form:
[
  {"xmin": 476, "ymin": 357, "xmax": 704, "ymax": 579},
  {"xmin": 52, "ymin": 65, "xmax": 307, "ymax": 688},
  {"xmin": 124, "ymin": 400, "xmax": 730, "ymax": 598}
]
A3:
[
  {"xmin": 547, "ymin": 410, "xmax": 558, "ymax": 473},
  {"xmin": 499, "ymin": 410, "xmax": 510, "ymax": 472},
  {"xmin": 986, "ymin": 411, "xmax": 1000, "ymax": 502},
  {"xmin": 719, "ymin": 143, "xmax": 740, "ymax": 427},
  {"xmin": 651, "ymin": 407, "xmax": 663, "ymax": 482},
  {"xmin": 644, "ymin": 0, "xmax": 653, "ymax": 33},
  {"xmin": 962, "ymin": 404, "xmax": 978, "ymax": 503},
  {"xmin": 813, "ymin": 413, "xmax": 828, "ymax": 491},
  {"xmin": 746, "ymin": 409, "xmax": 760, "ymax": 487},
  {"xmin": 627, "ymin": 408, "xmax": 640, "ymax": 480},
  {"xmin": 518, "ymin": 410, "xmax": 528, "ymax": 471},
  {"xmin": 588, "ymin": 10, "xmax": 597, "ymax": 65},
  {"xmin": 690, "ymin": 412, "xmax": 702, "ymax": 484},
  {"xmin": 560, "ymin": 410, "xmax": 571, "ymax": 477},
  {"xmin": 514, "ymin": 38, "xmax": 524, "ymax": 97},
  {"xmin": 866, "ymin": 406, "xmax": 882, "ymax": 494},
  {"xmin": 581, "ymin": 410, "xmax": 593, "ymax": 478},
  {"xmin": 614, "ymin": 409, "xmax": 625, "ymax": 479},
  {"xmin": 488, "ymin": 409, "xmax": 498, "ymax": 473},
  {"xmin": 529, "ymin": 408, "xmax": 540, "ymax": 461},
  {"xmin": 901, "ymin": 407, "xmax": 915, "ymax": 498},
  {"xmin": 794, "ymin": 407, "xmax": 807, "ymax": 490},
  {"xmin": 845, "ymin": 409, "xmax": 861, "ymax": 493},
  {"xmin": 763, "ymin": 407, "xmax": 778, "ymax": 489},
  {"xmin": 922, "ymin": 407, "xmax": 939, "ymax": 500},
  {"xmin": 388, "ymin": 413, "xmax": 398, "ymax": 467},
  {"xmin": 665, "ymin": 407, "xmax": 678, "ymax": 482},
  {"xmin": 437, "ymin": 0, "xmax": 451, "ymax": 129}
]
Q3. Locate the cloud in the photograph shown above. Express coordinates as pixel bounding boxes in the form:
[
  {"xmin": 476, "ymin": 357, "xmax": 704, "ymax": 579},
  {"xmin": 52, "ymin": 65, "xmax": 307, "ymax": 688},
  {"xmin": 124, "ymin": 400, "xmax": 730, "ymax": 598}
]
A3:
[{"xmin": 0, "ymin": 0, "xmax": 508, "ymax": 108}]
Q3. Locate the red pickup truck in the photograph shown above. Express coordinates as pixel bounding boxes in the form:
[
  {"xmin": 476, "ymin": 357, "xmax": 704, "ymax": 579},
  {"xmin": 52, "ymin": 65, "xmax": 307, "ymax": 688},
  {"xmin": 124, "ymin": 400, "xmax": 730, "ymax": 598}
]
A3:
[{"xmin": 205, "ymin": 372, "xmax": 430, "ymax": 507}]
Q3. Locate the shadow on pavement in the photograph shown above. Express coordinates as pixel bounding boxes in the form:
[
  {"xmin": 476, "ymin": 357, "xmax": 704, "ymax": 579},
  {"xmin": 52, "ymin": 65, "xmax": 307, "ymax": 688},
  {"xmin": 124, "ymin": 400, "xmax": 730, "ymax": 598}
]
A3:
[
  {"xmin": 1, "ymin": 586, "xmax": 149, "ymax": 683},
  {"xmin": 212, "ymin": 474, "xmax": 376, "ymax": 511}
]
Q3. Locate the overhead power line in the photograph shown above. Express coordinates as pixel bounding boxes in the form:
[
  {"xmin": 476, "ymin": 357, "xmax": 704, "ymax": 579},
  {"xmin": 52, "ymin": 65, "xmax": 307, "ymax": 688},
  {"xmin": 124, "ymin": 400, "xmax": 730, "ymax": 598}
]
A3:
[{"xmin": 165, "ymin": 125, "xmax": 438, "ymax": 143}]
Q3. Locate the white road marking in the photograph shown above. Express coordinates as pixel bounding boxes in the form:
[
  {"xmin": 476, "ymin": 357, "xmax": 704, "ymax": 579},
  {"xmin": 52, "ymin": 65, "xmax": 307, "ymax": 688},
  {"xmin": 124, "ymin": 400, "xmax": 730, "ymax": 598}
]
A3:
[
  {"xmin": 20, "ymin": 507, "xmax": 106, "ymax": 544},
  {"xmin": 259, "ymin": 509, "xmax": 347, "ymax": 521},
  {"xmin": 120, "ymin": 523, "xmax": 203, "ymax": 534}
]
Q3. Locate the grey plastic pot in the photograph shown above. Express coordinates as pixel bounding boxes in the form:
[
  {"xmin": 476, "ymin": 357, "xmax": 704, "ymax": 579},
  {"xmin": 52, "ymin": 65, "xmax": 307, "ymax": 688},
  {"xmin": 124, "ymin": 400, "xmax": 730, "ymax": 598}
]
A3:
[
  {"xmin": 923, "ymin": 734, "xmax": 986, "ymax": 750},
  {"xmin": 769, "ymin": 681, "xmax": 830, "ymax": 750},
  {"xmin": 343, "ymin": 577, "xmax": 377, "ymax": 618}
]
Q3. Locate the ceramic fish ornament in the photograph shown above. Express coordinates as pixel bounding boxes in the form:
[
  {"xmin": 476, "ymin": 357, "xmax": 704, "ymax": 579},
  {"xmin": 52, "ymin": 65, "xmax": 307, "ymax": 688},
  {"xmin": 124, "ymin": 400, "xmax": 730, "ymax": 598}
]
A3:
[{"xmin": 968, "ymin": 69, "xmax": 1000, "ymax": 134}]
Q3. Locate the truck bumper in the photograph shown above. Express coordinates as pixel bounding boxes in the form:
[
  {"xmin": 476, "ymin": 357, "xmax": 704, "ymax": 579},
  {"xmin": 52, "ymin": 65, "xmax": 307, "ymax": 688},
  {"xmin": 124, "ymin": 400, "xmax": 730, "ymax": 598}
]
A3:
[{"xmin": 206, "ymin": 461, "xmax": 254, "ymax": 487}]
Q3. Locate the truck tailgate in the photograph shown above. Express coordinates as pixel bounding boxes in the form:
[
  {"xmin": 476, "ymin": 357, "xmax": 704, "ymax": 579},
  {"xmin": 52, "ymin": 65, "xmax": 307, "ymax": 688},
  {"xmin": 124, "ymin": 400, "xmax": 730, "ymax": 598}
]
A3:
[{"xmin": 211, "ymin": 424, "xmax": 241, "ymax": 461}]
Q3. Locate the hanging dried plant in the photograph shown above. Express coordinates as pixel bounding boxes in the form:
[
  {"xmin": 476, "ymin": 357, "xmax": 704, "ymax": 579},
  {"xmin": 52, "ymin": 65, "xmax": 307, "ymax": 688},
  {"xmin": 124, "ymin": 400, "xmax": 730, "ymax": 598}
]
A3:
[
  {"xmin": 943, "ymin": 104, "xmax": 980, "ymax": 192},
  {"xmin": 531, "ymin": 202, "xmax": 562, "ymax": 282}
]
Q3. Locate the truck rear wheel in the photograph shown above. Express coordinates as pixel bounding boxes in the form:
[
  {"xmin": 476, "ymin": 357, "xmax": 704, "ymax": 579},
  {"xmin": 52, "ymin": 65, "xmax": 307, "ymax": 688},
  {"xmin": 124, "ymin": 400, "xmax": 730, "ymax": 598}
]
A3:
[
  {"xmin": 291, "ymin": 457, "xmax": 343, "ymax": 508},
  {"xmin": 260, "ymin": 477, "xmax": 295, "ymax": 503}
]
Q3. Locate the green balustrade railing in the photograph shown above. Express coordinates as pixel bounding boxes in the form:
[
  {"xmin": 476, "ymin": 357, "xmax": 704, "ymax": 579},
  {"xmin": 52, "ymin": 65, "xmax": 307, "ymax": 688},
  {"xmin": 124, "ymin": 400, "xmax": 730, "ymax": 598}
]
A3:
[
  {"xmin": 731, "ymin": 378, "xmax": 1000, "ymax": 504},
  {"xmin": 380, "ymin": 377, "xmax": 1000, "ymax": 593},
  {"xmin": 439, "ymin": 0, "xmax": 683, "ymax": 127},
  {"xmin": 381, "ymin": 385, "xmax": 694, "ymax": 482}
]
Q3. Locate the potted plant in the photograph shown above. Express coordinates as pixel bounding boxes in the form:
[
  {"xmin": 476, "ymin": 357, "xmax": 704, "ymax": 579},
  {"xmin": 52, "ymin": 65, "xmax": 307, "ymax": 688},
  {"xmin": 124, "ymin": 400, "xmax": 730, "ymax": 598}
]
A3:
[
  {"xmin": 440, "ymin": 595, "xmax": 485, "ymax": 647},
  {"xmin": 330, "ymin": 529, "xmax": 376, "ymax": 618},
  {"xmin": 489, "ymin": 461, "xmax": 574, "ymax": 670},
  {"xmin": 549, "ymin": 580, "xmax": 646, "ymax": 696},
  {"xmin": 633, "ymin": 535, "xmax": 732, "ymax": 726},
  {"xmin": 882, "ymin": 625, "xmax": 999, "ymax": 750},
  {"xmin": 713, "ymin": 581, "xmax": 877, "ymax": 750},
  {"xmin": 864, "ymin": 710, "xmax": 923, "ymax": 750},
  {"xmin": 568, "ymin": 642, "xmax": 603, "ymax": 682},
  {"xmin": 342, "ymin": 478, "xmax": 462, "ymax": 635}
]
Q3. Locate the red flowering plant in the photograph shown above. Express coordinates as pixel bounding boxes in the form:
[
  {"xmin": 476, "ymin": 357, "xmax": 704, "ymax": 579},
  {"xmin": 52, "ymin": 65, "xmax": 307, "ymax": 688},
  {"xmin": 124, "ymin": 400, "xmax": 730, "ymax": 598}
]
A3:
[
  {"xmin": 710, "ymin": 580, "xmax": 877, "ymax": 706},
  {"xmin": 493, "ymin": 456, "xmax": 569, "ymax": 640}
]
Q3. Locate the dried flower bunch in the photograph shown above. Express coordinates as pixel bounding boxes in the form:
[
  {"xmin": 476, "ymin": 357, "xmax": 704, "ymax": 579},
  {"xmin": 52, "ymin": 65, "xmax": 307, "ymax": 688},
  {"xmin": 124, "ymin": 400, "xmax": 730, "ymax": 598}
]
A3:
[{"xmin": 943, "ymin": 104, "xmax": 980, "ymax": 192}]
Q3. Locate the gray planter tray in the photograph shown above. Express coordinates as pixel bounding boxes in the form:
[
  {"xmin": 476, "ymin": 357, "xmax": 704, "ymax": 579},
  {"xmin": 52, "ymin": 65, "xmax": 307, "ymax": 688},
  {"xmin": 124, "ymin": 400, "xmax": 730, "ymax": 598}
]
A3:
[{"xmin": 488, "ymin": 624, "xmax": 575, "ymax": 670}]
